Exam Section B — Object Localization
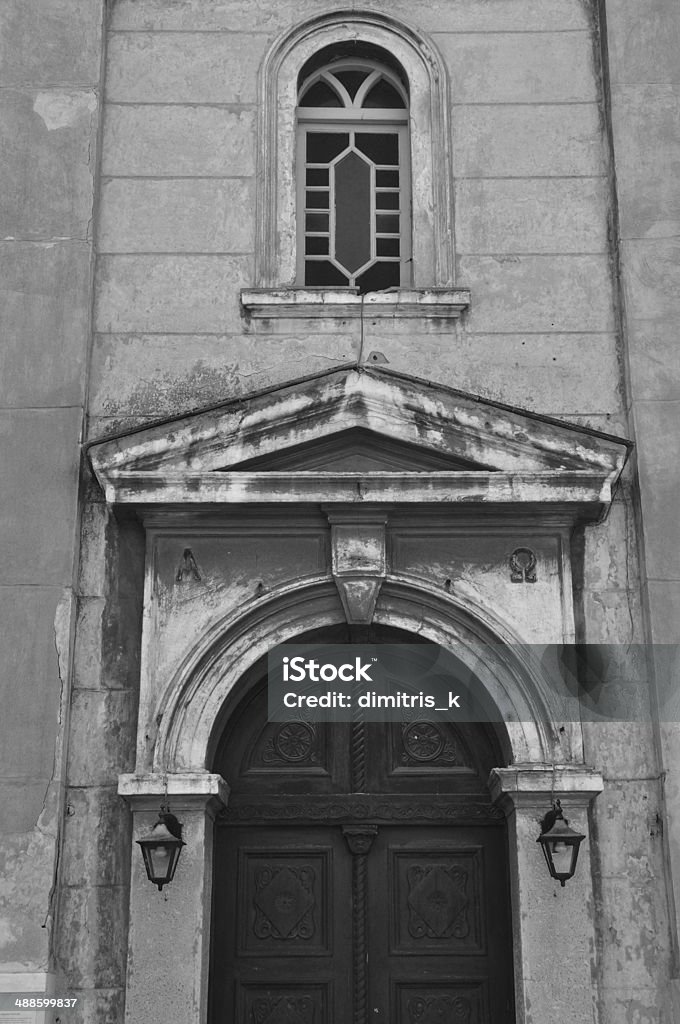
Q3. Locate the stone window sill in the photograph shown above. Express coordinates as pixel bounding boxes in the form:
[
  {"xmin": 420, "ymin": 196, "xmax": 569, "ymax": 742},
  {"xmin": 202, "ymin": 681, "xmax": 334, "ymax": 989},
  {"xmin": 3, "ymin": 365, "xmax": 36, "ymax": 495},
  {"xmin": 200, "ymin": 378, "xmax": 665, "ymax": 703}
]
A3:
[{"xmin": 240, "ymin": 287, "xmax": 471, "ymax": 320}]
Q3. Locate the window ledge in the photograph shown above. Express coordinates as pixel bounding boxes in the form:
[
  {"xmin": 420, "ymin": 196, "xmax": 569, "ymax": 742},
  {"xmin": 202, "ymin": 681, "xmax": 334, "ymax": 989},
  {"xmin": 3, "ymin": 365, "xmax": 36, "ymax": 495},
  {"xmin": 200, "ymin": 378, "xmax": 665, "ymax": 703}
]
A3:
[{"xmin": 240, "ymin": 287, "xmax": 471, "ymax": 320}]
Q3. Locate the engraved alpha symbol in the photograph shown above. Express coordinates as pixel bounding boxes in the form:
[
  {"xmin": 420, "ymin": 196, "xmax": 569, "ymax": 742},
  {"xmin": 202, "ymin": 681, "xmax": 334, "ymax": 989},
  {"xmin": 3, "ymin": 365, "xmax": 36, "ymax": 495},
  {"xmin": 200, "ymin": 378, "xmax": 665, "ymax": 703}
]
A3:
[{"xmin": 175, "ymin": 547, "xmax": 201, "ymax": 582}]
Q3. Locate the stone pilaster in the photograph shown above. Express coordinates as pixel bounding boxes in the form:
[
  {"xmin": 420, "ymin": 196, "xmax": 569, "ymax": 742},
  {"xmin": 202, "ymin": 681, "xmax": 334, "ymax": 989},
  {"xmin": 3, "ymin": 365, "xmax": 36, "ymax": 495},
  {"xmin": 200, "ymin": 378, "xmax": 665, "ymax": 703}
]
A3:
[
  {"xmin": 118, "ymin": 773, "xmax": 229, "ymax": 1024},
  {"xmin": 490, "ymin": 765, "xmax": 603, "ymax": 1024}
]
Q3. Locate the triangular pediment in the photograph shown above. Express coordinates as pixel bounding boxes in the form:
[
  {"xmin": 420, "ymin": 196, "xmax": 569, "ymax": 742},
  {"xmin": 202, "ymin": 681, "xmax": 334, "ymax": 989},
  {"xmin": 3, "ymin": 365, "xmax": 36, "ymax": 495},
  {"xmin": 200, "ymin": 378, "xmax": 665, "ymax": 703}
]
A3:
[
  {"xmin": 229, "ymin": 427, "xmax": 486, "ymax": 473},
  {"xmin": 88, "ymin": 365, "xmax": 630, "ymax": 516}
]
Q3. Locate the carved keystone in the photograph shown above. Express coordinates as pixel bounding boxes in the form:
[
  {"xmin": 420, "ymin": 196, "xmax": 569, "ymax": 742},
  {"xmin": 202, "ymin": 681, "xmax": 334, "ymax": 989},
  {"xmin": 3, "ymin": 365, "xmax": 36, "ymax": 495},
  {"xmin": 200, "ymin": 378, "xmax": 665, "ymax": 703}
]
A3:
[
  {"xmin": 327, "ymin": 512, "xmax": 387, "ymax": 625},
  {"xmin": 342, "ymin": 825, "xmax": 378, "ymax": 855}
]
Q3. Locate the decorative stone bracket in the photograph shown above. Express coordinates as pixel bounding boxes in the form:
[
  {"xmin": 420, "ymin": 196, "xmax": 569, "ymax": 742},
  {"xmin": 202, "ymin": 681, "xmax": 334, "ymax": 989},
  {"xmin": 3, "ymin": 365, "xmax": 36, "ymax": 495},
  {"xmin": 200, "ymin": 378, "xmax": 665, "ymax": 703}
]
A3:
[{"xmin": 327, "ymin": 511, "xmax": 387, "ymax": 625}]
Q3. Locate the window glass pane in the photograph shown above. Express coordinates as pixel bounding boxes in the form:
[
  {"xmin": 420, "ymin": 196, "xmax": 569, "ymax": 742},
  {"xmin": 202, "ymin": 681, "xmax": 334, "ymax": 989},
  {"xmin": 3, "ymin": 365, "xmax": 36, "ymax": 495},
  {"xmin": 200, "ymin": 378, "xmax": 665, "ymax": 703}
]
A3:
[
  {"xmin": 363, "ymin": 78, "xmax": 405, "ymax": 108},
  {"xmin": 300, "ymin": 80, "xmax": 342, "ymax": 107},
  {"xmin": 306, "ymin": 168, "xmax": 329, "ymax": 186},
  {"xmin": 305, "ymin": 236, "xmax": 329, "ymax": 255},
  {"xmin": 356, "ymin": 260, "xmax": 400, "ymax": 293},
  {"xmin": 306, "ymin": 213, "xmax": 329, "ymax": 232},
  {"xmin": 305, "ymin": 260, "xmax": 349, "ymax": 286},
  {"xmin": 355, "ymin": 132, "xmax": 399, "ymax": 164},
  {"xmin": 376, "ymin": 169, "xmax": 399, "ymax": 187},
  {"xmin": 298, "ymin": 63, "xmax": 408, "ymax": 293},
  {"xmin": 376, "ymin": 237, "xmax": 400, "ymax": 257},
  {"xmin": 376, "ymin": 191, "xmax": 399, "ymax": 210},
  {"xmin": 376, "ymin": 214, "xmax": 399, "ymax": 234},
  {"xmin": 306, "ymin": 132, "xmax": 349, "ymax": 163},
  {"xmin": 306, "ymin": 190, "xmax": 329, "ymax": 209},
  {"xmin": 335, "ymin": 150, "xmax": 371, "ymax": 274},
  {"xmin": 334, "ymin": 70, "xmax": 369, "ymax": 100}
]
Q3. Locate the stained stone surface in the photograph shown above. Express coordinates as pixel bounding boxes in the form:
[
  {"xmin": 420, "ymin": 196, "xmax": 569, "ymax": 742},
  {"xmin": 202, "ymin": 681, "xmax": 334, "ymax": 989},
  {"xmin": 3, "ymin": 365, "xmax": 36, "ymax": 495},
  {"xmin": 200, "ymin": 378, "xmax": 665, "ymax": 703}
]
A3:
[{"xmin": 2, "ymin": 0, "xmax": 680, "ymax": 1020}]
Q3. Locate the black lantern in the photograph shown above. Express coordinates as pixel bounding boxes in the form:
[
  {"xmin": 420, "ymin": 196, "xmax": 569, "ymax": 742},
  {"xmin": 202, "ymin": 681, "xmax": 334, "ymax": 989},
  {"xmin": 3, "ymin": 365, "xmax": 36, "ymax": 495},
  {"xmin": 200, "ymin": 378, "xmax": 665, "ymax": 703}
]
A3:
[
  {"xmin": 136, "ymin": 810, "xmax": 186, "ymax": 890},
  {"xmin": 536, "ymin": 799, "xmax": 585, "ymax": 886}
]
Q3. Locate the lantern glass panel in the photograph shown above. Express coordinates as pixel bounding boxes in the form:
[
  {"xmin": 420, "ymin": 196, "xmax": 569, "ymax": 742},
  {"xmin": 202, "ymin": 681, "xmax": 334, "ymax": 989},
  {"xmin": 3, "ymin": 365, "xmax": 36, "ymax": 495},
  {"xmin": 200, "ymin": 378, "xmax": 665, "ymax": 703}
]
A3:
[
  {"xmin": 549, "ymin": 840, "xmax": 575, "ymax": 879},
  {"xmin": 137, "ymin": 820, "xmax": 185, "ymax": 890},
  {"xmin": 149, "ymin": 844, "xmax": 173, "ymax": 883}
]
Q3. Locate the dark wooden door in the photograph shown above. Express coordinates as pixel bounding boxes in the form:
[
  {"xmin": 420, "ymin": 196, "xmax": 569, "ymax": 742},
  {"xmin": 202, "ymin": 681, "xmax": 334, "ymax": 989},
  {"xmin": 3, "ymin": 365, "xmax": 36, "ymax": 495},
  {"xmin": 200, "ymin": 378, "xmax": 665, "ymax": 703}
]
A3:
[
  {"xmin": 210, "ymin": 686, "xmax": 515, "ymax": 1024},
  {"xmin": 211, "ymin": 823, "xmax": 353, "ymax": 1023},
  {"xmin": 367, "ymin": 826, "xmax": 513, "ymax": 1023}
]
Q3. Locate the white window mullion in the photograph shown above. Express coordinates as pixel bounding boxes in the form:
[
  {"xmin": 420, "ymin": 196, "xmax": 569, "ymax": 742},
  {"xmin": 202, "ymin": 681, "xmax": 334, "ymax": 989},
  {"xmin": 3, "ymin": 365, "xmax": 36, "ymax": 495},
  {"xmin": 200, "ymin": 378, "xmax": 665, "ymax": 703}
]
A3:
[{"xmin": 297, "ymin": 60, "xmax": 411, "ymax": 291}]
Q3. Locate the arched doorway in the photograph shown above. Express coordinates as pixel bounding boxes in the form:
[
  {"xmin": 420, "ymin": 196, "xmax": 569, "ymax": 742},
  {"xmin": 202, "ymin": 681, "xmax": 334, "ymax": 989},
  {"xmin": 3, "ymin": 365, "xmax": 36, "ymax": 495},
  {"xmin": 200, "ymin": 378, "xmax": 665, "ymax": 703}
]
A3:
[
  {"xmin": 208, "ymin": 628, "xmax": 515, "ymax": 1024},
  {"xmin": 102, "ymin": 363, "xmax": 617, "ymax": 1024}
]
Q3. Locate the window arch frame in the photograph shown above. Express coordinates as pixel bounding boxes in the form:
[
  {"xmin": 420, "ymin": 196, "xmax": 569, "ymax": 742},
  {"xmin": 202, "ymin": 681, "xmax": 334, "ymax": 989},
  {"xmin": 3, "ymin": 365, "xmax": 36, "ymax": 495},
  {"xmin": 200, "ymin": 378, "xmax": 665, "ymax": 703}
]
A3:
[
  {"xmin": 253, "ymin": 11, "xmax": 457, "ymax": 292},
  {"xmin": 296, "ymin": 57, "xmax": 412, "ymax": 292},
  {"xmin": 298, "ymin": 59, "xmax": 409, "ymax": 112}
]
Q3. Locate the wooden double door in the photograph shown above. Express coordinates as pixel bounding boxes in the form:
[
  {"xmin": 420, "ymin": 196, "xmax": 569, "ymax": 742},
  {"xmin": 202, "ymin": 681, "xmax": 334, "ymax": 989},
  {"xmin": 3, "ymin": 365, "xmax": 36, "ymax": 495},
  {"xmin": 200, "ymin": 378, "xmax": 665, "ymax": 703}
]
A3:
[{"xmin": 210, "ymin": 688, "xmax": 515, "ymax": 1024}]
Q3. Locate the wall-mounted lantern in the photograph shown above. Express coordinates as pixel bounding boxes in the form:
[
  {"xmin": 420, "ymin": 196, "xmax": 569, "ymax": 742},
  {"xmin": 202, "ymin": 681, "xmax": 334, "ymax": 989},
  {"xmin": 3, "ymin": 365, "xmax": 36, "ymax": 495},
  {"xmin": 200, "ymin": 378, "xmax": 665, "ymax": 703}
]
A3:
[
  {"xmin": 537, "ymin": 799, "xmax": 585, "ymax": 887},
  {"xmin": 136, "ymin": 809, "xmax": 186, "ymax": 890}
]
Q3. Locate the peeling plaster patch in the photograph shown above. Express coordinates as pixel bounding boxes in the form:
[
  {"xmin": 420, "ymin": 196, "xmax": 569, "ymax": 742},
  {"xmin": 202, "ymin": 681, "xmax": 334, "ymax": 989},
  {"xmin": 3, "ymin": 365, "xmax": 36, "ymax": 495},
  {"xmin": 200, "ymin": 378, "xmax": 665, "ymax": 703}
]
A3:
[
  {"xmin": 54, "ymin": 588, "xmax": 74, "ymax": 689},
  {"xmin": 0, "ymin": 827, "xmax": 57, "ymax": 963},
  {"xmin": 33, "ymin": 91, "xmax": 97, "ymax": 131},
  {"xmin": 623, "ymin": 999, "xmax": 659, "ymax": 1024}
]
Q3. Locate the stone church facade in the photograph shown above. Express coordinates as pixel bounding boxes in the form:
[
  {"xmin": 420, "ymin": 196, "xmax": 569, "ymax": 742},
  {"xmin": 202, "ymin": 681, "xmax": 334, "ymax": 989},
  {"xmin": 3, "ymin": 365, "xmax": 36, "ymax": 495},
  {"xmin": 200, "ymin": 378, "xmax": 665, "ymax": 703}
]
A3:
[{"xmin": 2, "ymin": 1, "xmax": 679, "ymax": 1022}]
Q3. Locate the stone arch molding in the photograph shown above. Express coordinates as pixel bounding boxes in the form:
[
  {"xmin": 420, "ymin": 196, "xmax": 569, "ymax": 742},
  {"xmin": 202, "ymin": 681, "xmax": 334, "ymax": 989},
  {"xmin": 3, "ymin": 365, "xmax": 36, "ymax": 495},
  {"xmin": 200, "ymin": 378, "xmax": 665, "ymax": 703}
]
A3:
[
  {"xmin": 149, "ymin": 574, "xmax": 583, "ymax": 777},
  {"xmin": 255, "ymin": 8, "xmax": 455, "ymax": 287}
]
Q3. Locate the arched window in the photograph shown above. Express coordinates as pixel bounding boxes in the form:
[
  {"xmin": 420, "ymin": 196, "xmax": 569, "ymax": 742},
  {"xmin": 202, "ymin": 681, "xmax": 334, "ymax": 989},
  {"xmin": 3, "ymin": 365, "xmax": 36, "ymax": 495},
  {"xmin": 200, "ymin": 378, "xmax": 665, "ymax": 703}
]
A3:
[
  {"xmin": 296, "ymin": 59, "xmax": 411, "ymax": 292},
  {"xmin": 245, "ymin": 11, "xmax": 468, "ymax": 318}
]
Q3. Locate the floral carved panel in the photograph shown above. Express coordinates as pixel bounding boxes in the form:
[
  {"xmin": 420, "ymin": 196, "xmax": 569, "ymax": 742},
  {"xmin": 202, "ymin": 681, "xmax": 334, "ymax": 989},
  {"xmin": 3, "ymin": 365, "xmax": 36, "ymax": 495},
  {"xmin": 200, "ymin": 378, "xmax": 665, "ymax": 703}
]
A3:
[
  {"xmin": 238, "ymin": 852, "xmax": 331, "ymax": 955},
  {"xmin": 240, "ymin": 987, "xmax": 326, "ymax": 1024},
  {"xmin": 391, "ymin": 850, "xmax": 485, "ymax": 954}
]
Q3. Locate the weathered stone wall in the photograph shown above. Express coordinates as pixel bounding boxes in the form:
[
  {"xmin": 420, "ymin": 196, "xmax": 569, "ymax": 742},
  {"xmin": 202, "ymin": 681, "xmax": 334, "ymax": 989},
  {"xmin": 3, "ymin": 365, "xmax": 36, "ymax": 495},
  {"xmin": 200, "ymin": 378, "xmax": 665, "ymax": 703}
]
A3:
[
  {"xmin": 0, "ymin": 0, "xmax": 104, "ymax": 999},
  {"xmin": 599, "ymin": 0, "xmax": 680, "ymax": 1016},
  {"xmin": 92, "ymin": 0, "xmax": 621, "ymax": 434},
  {"xmin": 53, "ymin": 497, "xmax": 144, "ymax": 1022},
  {"xmin": 6, "ymin": 0, "xmax": 674, "ymax": 1020}
]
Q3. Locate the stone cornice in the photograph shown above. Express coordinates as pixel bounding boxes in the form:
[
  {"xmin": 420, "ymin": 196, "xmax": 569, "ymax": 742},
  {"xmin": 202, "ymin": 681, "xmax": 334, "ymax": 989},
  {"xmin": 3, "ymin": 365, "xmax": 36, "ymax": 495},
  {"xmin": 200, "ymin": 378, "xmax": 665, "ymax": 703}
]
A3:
[
  {"xmin": 118, "ymin": 772, "xmax": 230, "ymax": 814},
  {"xmin": 240, "ymin": 287, "xmax": 471, "ymax": 319},
  {"xmin": 98, "ymin": 468, "xmax": 616, "ymax": 517},
  {"xmin": 489, "ymin": 765, "xmax": 604, "ymax": 811}
]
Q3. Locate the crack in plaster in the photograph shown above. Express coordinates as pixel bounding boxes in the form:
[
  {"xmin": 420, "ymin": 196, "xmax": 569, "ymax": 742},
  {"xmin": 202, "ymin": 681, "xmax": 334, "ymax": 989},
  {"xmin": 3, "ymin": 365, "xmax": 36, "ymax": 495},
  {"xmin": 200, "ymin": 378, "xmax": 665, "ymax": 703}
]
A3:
[{"xmin": 37, "ymin": 588, "xmax": 77, "ymax": 936}]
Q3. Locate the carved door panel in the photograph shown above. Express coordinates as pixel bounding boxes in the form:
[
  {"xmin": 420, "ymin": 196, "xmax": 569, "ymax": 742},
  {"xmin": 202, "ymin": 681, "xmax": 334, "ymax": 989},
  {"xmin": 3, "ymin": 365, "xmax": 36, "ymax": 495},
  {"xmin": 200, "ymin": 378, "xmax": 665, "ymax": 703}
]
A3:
[
  {"xmin": 210, "ymin": 825, "xmax": 353, "ymax": 1023},
  {"xmin": 210, "ymin": 687, "xmax": 515, "ymax": 1024},
  {"xmin": 367, "ymin": 826, "xmax": 514, "ymax": 1024}
]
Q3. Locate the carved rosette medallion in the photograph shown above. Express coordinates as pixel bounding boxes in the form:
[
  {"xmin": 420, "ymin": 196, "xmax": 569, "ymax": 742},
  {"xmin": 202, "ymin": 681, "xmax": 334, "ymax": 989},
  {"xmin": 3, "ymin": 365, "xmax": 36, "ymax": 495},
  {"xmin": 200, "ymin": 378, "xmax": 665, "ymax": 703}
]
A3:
[
  {"xmin": 253, "ymin": 866, "xmax": 316, "ymax": 940},
  {"xmin": 252, "ymin": 995, "xmax": 314, "ymax": 1024},
  {"xmin": 398, "ymin": 722, "xmax": 469, "ymax": 769},
  {"xmin": 402, "ymin": 722, "xmax": 445, "ymax": 762},
  {"xmin": 407, "ymin": 995, "xmax": 472, "ymax": 1024},
  {"xmin": 273, "ymin": 722, "xmax": 316, "ymax": 763},
  {"xmin": 253, "ymin": 721, "xmax": 321, "ymax": 769},
  {"xmin": 407, "ymin": 864, "xmax": 469, "ymax": 940}
]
